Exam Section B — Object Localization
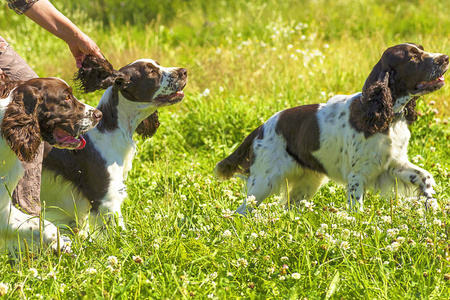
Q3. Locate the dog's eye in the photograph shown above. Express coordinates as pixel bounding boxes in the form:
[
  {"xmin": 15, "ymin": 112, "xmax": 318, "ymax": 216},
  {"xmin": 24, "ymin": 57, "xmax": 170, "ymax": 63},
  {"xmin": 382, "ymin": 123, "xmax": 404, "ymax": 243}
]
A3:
[
  {"xmin": 410, "ymin": 54, "xmax": 420, "ymax": 62},
  {"xmin": 65, "ymin": 95, "xmax": 71, "ymax": 101}
]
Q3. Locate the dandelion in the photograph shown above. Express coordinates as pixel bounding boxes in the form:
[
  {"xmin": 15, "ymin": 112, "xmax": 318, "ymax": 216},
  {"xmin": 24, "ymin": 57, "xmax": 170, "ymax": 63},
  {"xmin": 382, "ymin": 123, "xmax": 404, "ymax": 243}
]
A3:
[
  {"xmin": 0, "ymin": 283, "xmax": 8, "ymax": 296},
  {"xmin": 133, "ymin": 255, "xmax": 144, "ymax": 264},
  {"xmin": 107, "ymin": 256, "xmax": 119, "ymax": 266},
  {"xmin": 292, "ymin": 273, "xmax": 301, "ymax": 280}
]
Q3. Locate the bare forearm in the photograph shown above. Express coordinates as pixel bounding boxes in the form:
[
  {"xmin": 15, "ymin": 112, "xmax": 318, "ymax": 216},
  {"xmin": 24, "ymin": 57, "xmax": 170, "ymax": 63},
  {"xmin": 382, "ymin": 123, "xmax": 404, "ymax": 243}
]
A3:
[{"xmin": 24, "ymin": 0, "xmax": 82, "ymax": 44}]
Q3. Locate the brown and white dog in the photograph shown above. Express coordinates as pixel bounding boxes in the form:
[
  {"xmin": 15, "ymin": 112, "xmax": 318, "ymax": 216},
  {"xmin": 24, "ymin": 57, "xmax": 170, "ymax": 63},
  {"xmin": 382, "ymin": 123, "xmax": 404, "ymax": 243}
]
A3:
[
  {"xmin": 215, "ymin": 43, "xmax": 448, "ymax": 214},
  {"xmin": 0, "ymin": 76, "xmax": 101, "ymax": 254},
  {"xmin": 41, "ymin": 56, "xmax": 187, "ymax": 231}
]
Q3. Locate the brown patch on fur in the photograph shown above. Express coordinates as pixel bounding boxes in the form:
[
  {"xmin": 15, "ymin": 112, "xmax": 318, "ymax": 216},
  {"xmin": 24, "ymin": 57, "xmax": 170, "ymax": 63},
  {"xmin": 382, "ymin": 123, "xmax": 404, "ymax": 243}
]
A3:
[
  {"xmin": 74, "ymin": 55, "xmax": 127, "ymax": 93},
  {"xmin": 276, "ymin": 104, "xmax": 327, "ymax": 174},
  {"xmin": 214, "ymin": 125, "xmax": 264, "ymax": 180},
  {"xmin": 0, "ymin": 72, "xmax": 22, "ymax": 99},
  {"xmin": 135, "ymin": 111, "xmax": 160, "ymax": 138},
  {"xmin": 1, "ymin": 84, "xmax": 42, "ymax": 162},
  {"xmin": 351, "ymin": 74, "xmax": 394, "ymax": 136}
]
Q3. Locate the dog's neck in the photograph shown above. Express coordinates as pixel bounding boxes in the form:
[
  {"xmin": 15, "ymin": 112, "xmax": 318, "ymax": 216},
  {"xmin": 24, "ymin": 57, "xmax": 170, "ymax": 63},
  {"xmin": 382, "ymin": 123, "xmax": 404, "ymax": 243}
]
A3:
[
  {"xmin": 97, "ymin": 87, "xmax": 157, "ymax": 139},
  {"xmin": 393, "ymin": 95, "xmax": 412, "ymax": 114}
]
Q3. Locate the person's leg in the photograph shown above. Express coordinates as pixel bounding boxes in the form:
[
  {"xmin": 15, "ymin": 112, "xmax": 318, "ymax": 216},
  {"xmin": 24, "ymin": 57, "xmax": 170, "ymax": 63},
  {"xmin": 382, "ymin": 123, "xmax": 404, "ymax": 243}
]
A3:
[{"xmin": 0, "ymin": 39, "xmax": 42, "ymax": 216}]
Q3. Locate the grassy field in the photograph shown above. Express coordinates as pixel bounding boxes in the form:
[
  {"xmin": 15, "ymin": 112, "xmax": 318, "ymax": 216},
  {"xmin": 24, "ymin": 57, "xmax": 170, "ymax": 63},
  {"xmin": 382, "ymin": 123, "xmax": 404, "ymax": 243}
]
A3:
[{"xmin": 1, "ymin": 0, "xmax": 450, "ymax": 298}]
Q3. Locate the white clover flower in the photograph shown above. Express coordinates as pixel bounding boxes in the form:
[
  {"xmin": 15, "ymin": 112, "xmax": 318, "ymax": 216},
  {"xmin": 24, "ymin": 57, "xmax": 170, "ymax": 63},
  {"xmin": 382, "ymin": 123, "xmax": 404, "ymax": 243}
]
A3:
[
  {"xmin": 250, "ymin": 233, "xmax": 259, "ymax": 239},
  {"xmin": 434, "ymin": 219, "xmax": 443, "ymax": 227},
  {"xmin": 411, "ymin": 155, "xmax": 423, "ymax": 163},
  {"xmin": 387, "ymin": 228, "xmax": 399, "ymax": 238},
  {"xmin": 381, "ymin": 216, "xmax": 392, "ymax": 224},
  {"xmin": 78, "ymin": 229, "xmax": 88, "ymax": 241},
  {"xmin": 209, "ymin": 272, "xmax": 218, "ymax": 280},
  {"xmin": 222, "ymin": 230, "xmax": 232, "ymax": 238},
  {"xmin": 291, "ymin": 273, "xmax": 301, "ymax": 280},
  {"xmin": 391, "ymin": 242, "xmax": 401, "ymax": 252},
  {"xmin": 397, "ymin": 236, "xmax": 406, "ymax": 244},
  {"xmin": 341, "ymin": 229, "xmax": 350, "ymax": 240},
  {"xmin": 180, "ymin": 195, "xmax": 187, "ymax": 201},
  {"xmin": 86, "ymin": 268, "xmax": 97, "ymax": 275},
  {"xmin": 320, "ymin": 223, "xmax": 328, "ymax": 230},
  {"xmin": 133, "ymin": 255, "xmax": 144, "ymax": 264},
  {"xmin": 237, "ymin": 258, "xmax": 248, "ymax": 268},
  {"xmin": 201, "ymin": 89, "xmax": 210, "ymax": 97},
  {"xmin": 107, "ymin": 256, "xmax": 119, "ymax": 266},
  {"xmin": 340, "ymin": 241, "xmax": 350, "ymax": 250},
  {"xmin": 259, "ymin": 230, "xmax": 267, "ymax": 237},
  {"xmin": 47, "ymin": 271, "xmax": 56, "ymax": 279},
  {"xmin": 399, "ymin": 224, "xmax": 409, "ymax": 232},
  {"xmin": 279, "ymin": 275, "xmax": 286, "ymax": 281},
  {"xmin": 0, "ymin": 283, "xmax": 8, "ymax": 296},
  {"xmin": 246, "ymin": 195, "xmax": 257, "ymax": 207},
  {"xmin": 281, "ymin": 256, "xmax": 289, "ymax": 261},
  {"xmin": 29, "ymin": 268, "xmax": 38, "ymax": 278}
]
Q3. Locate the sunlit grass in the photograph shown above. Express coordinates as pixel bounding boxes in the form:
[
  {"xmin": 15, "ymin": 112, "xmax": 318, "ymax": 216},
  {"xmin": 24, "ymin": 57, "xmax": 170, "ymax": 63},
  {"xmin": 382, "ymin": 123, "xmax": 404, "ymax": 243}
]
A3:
[{"xmin": 1, "ymin": 0, "xmax": 450, "ymax": 298}]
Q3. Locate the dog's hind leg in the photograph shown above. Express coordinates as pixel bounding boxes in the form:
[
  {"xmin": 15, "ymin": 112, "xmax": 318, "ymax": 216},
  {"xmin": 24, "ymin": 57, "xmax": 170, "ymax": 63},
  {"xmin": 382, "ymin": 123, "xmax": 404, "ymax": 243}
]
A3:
[{"xmin": 284, "ymin": 171, "xmax": 326, "ymax": 208}]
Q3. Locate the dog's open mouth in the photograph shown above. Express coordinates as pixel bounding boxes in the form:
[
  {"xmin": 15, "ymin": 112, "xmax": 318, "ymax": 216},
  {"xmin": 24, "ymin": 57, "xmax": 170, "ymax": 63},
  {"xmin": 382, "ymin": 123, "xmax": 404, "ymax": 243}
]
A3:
[
  {"xmin": 53, "ymin": 128, "xmax": 86, "ymax": 150},
  {"xmin": 154, "ymin": 90, "xmax": 185, "ymax": 104},
  {"xmin": 417, "ymin": 75, "xmax": 445, "ymax": 91}
]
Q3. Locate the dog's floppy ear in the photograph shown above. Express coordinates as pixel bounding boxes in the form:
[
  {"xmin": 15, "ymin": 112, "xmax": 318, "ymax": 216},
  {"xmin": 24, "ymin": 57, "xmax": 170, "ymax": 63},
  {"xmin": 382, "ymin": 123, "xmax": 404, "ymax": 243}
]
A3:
[
  {"xmin": 351, "ymin": 70, "xmax": 394, "ymax": 134},
  {"xmin": 135, "ymin": 111, "xmax": 160, "ymax": 138},
  {"xmin": 1, "ymin": 85, "xmax": 42, "ymax": 162},
  {"xmin": 74, "ymin": 55, "xmax": 128, "ymax": 93},
  {"xmin": 113, "ymin": 75, "xmax": 131, "ymax": 91}
]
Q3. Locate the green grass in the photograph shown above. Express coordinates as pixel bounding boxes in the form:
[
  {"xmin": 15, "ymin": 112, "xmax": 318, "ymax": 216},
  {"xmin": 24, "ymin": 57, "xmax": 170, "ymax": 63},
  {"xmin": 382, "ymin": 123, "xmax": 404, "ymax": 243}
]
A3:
[{"xmin": 1, "ymin": 0, "xmax": 450, "ymax": 298}]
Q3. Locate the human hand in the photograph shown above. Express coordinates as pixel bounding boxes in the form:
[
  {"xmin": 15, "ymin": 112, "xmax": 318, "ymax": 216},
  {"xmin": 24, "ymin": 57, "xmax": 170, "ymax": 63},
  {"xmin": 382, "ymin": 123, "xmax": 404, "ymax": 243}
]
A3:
[{"xmin": 67, "ymin": 32, "xmax": 102, "ymax": 68}]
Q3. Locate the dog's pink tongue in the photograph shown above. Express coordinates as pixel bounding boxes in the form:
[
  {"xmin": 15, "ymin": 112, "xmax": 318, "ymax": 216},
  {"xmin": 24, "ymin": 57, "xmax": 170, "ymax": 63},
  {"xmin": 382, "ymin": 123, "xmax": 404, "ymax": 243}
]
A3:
[{"xmin": 54, "ymin": 128, "xmax": 85, "ymax": 149}]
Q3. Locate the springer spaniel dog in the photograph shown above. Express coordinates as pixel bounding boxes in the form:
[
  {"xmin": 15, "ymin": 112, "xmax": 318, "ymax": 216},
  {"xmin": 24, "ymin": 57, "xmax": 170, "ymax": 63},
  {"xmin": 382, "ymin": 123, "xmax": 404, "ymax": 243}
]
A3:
[
  {"xmin": 215, "ymin": 43, "xmax": 449, "ymax": 214},
  {"xmin": 0, "ymin": 75, "xmax": 101, "ymax": 254},
  {"xmin": 40, "ymin": 56, "xmax": 187, "ymax": 231}
]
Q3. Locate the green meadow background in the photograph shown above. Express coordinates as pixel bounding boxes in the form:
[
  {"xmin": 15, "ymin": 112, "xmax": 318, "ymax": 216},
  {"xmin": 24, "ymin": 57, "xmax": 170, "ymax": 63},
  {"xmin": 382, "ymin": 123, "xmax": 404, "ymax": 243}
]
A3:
[{"xmin": 1, "ymin": 0, "xmax": 450, "ymax": 298}]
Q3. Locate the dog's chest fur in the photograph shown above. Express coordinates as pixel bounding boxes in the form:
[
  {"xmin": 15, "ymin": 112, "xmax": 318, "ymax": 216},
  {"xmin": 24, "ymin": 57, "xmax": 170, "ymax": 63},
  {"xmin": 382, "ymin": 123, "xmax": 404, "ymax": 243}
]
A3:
[{"xmin": 312, "ymin": 93, "xmax": 411, "ymax": 184}]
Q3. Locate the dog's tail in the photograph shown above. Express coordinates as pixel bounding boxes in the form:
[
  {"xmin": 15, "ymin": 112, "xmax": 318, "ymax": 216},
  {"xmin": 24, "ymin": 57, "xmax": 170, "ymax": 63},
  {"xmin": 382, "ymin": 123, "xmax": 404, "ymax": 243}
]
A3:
[{"xmin": 214, "ymin": 125, "xmax": 263, "ymax": 181}]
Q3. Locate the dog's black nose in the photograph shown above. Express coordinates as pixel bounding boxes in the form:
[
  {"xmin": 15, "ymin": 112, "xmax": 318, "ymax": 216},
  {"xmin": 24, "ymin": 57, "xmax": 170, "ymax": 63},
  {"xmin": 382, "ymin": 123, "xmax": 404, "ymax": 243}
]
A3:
[
  {"xmin": 178, "ymin": 68, "xmax": 188, "ymax": 78},
  {"xmin": 435, "ymin": 55, "xmax": 449, "ymax": 65}
]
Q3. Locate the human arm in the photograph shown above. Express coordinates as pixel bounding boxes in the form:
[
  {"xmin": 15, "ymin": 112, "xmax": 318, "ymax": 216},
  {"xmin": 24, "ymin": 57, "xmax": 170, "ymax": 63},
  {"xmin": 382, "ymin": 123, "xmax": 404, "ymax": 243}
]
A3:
[{"xmin": 23, "ymin": 0, "xmax": 102, "ymax": 67}]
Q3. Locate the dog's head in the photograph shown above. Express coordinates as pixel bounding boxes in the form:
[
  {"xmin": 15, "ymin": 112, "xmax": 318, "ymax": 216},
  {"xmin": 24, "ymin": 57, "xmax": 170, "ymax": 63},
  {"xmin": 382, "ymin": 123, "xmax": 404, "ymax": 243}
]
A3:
[
  {"xmin": 1, "ymin": 77, "xmax": 102, "ymax": 161},
  {"xmin": 351, "ymin": 43, "xmax": 448, "ymax": 134},
  {"xmin": 75, "ymin": 56, "xmax": 187, "ymax": 137}
]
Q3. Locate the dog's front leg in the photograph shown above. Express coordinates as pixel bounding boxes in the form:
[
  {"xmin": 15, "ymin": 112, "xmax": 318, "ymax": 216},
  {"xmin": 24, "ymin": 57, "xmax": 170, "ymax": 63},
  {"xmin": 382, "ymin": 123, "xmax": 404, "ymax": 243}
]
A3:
[
  {"xmin": 390, "ymin": 161, "xmax": 436, "ymax": 199},
  {"xmin": 347, "ymin": 172, "xmax": 365, "ymax": 212}
]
